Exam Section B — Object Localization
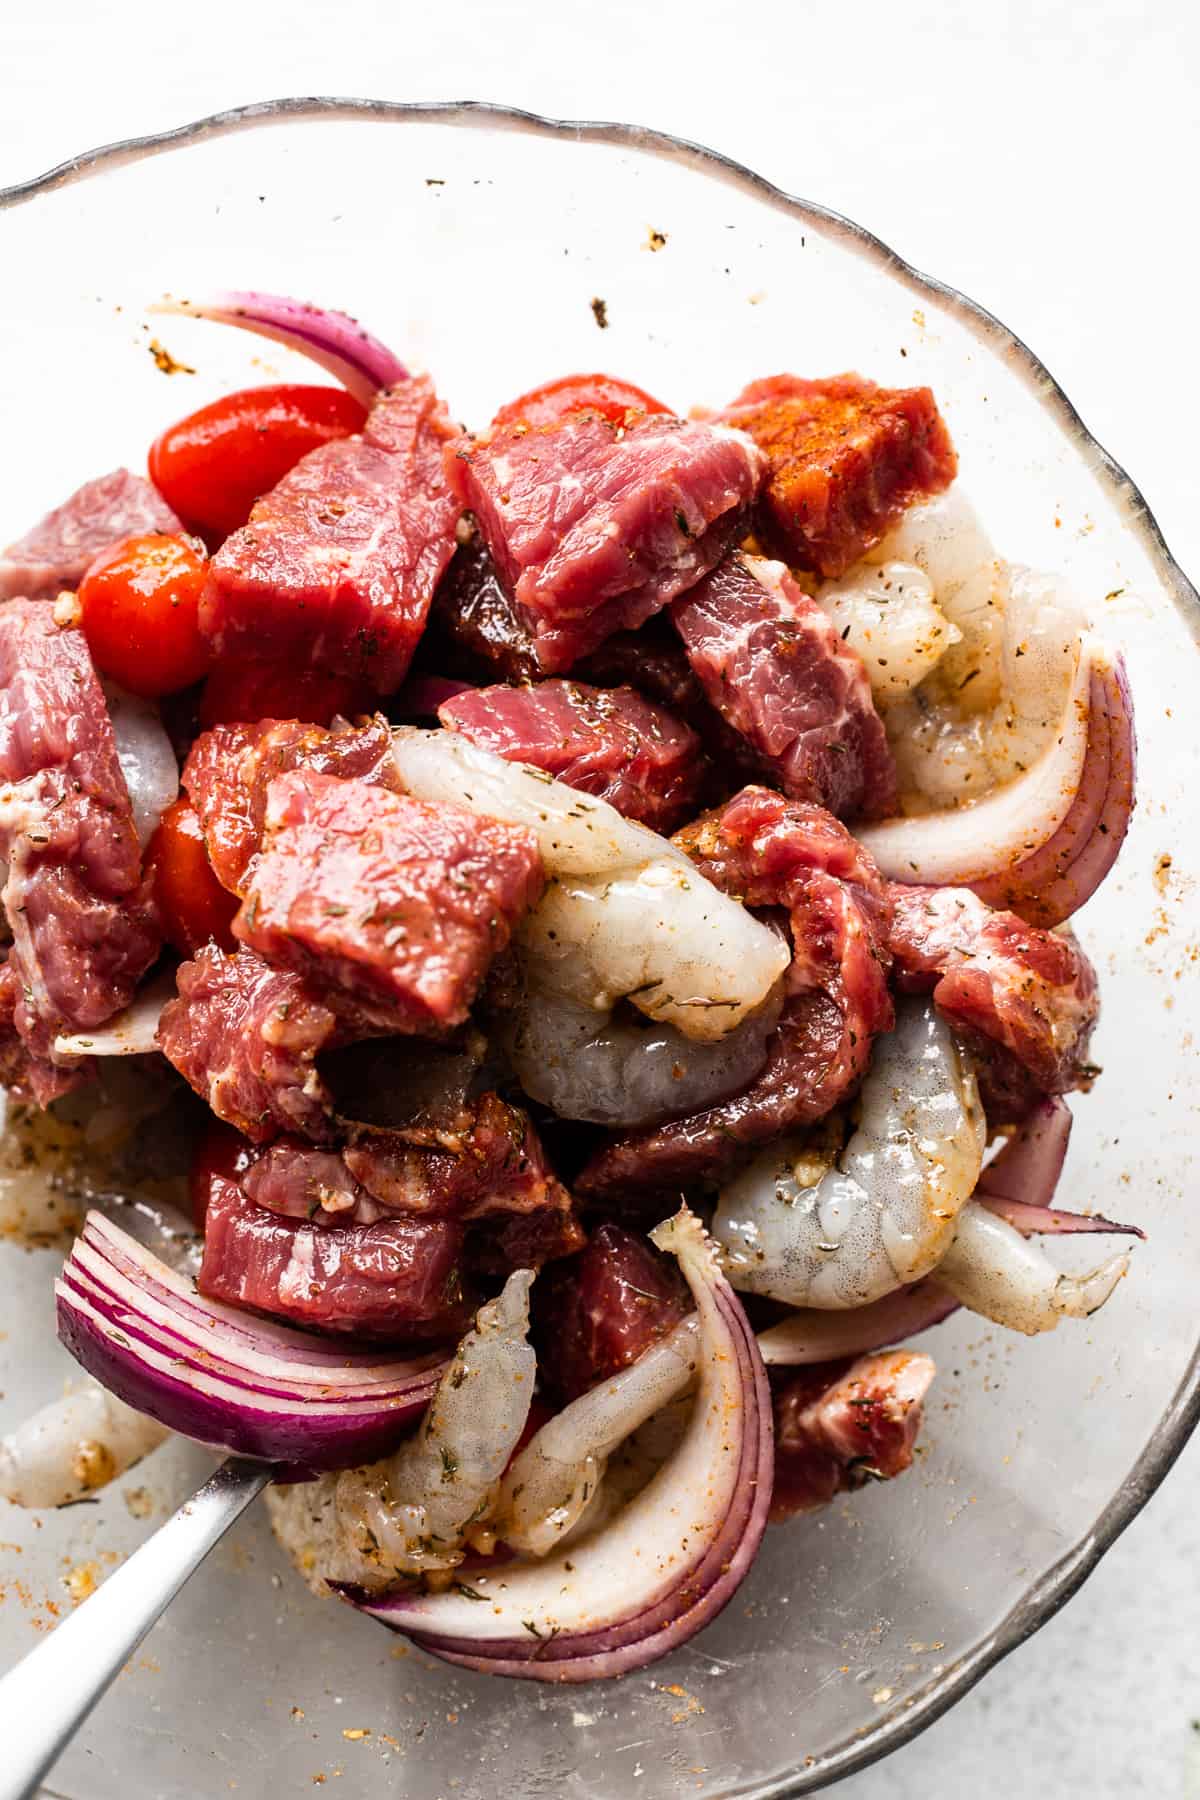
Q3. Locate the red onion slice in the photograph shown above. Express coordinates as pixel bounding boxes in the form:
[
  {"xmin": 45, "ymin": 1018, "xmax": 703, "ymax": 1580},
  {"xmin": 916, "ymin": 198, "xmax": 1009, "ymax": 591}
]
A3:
[
  {"xmin": 756, "ymin": 1279, "xmax": 960, "ymax": 1366},
  {"xmin": 975, "ymin": 1097, "xmax": 1142, "ymax": 1238},
  {"xmin": 976, "ymin": 1097, "xmax": 1073, "ymax": 1207},
  {"xmin": 153, "ymin": 291, "xmax": 408, "ymax": 404},
  {"xmin": 56, "ymin": 1212, "xmax": 445, "ymax": 1470},
  {"xmin": 859, "ymin": 636, "xmax": 1134, "ymax": 923},
  {"xmin": 338, "ymin": 1207, "xmax": 774, "ymax": 1680},
  {"xmin": 970, "ymin": 653, "xmax": 1135, "ymax": 926},
  {"xmin": 978, "ymin": 1196, "xmax": 1144, "ymax": 1239}
]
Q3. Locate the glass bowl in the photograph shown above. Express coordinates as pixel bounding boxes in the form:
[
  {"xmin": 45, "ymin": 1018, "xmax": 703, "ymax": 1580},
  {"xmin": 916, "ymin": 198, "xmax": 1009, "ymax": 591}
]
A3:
[{"xmin": 1, "ymin": 101, "xmax": 1198, "ymax": 1800}]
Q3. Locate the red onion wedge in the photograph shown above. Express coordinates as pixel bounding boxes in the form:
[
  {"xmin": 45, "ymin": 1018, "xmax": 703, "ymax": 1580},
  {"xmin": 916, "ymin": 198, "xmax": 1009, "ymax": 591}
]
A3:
[
  {"xmin": 977, "ymin": 1096, "xmax": 1073, "ymax": 1206},
  {"xmin": 55, "ymin": 1212, "xmax": 445, "ymax": 1472},
  {"xmin": 970, "ymin": 653, "xmax": 1136, "ymax": 927},
  {"xmin": 756, "ymin": 1280, "xmax": 960, "ymax": 1367},
  {"xmin": 973, "ymin": 1096, "xmax": 1143, "ymax": 1238},
  {"xmin": 979, "ymin": 1196, "xmax": 1144, "ymax": 1239},
  {"xmin": 152, "ymin": 291, "xmax": 408, "ymax": 405},
  {"xmin": 859, "ymin": 636, "xmax": 1134, "ymax": 924},
  {"xmin": 336, "ymin": 1207, "xmax": 774, "ymax": 1681}
]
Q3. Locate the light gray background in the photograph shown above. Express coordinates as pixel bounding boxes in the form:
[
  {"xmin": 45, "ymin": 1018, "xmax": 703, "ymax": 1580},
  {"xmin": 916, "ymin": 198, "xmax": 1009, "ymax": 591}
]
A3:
[{"xmin": 4, "ymin": 3, "xmax": 1198, "ymax": 1794}]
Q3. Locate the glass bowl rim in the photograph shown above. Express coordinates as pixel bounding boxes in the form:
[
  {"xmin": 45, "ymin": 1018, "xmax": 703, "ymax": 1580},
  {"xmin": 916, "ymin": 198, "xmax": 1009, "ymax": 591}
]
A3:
[{"xmin": 2, "ymin": 96, "xmax": 1198, "ymax": 1799}]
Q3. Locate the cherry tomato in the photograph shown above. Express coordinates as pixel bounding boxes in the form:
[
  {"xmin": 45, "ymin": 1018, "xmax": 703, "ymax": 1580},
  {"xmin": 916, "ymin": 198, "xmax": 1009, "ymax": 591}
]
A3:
[
  {"xmin": 146, "ymin": 795, "xmax": 239, "ymax": 959},
  {"xmin": 78, "ymin": 533, "xmax": 211, "ymax": 697},
  {"xmin": 190, "ymin": 1120, "xmax": 256, "ymax": 1230},
  {"xmin": 492, "ymin": 373, "xmax": 672, "ymax": 431},
  {"xmin": 149, "ymin": 384, "xmax": 368, "ymax": 541},
  {"xmin": 199, "ymin": 660, "xmax": 369, "ymax": 730}
]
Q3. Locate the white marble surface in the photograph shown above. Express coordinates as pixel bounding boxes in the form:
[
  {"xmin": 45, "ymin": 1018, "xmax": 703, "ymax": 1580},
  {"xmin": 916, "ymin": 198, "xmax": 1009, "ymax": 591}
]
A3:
[{"xmin": 4, "ymin": 3, "xmax": 1199, "ymax": 1793}]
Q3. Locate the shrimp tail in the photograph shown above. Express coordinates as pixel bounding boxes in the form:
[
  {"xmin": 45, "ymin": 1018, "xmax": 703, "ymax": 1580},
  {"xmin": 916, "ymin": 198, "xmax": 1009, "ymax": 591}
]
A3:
[{"xmin": 935, "ymin": 1201, "xmax": 1129, "ymax": 1335}]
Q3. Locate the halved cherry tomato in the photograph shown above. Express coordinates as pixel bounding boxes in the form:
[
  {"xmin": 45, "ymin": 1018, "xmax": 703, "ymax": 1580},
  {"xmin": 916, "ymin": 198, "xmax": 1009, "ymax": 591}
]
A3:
[
  {"xmin": 146, "ymin": 795, "xmax": 239, "ymax": 958},
  {"xmin": 149, "ymin": 383, "xmax": 368, "ymax": 541},
  {"xmin": 492, "ymin": 373, "xmax": 672, "ymax": 431},
  {"xmin": 78, "ymin": 533, "xmax": 211, "ymax": 697},
  {"xmin": 189, "ymin": 1119, "xmax": 256, "ymax": 1230},
  {"xmin": 199, "ymin": 660, "xmax": 369, "ymax": 730}
]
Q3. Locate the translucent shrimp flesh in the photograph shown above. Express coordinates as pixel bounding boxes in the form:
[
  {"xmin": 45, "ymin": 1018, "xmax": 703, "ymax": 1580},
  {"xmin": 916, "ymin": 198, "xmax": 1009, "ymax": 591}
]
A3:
[
  {"xmin": 880, "ymin": 564, "xmax": 1087, "ymax": 814},
  {"xmin": 391, "ymin": 729, "xmax": 789, "ymax": 1043},
  {"xmin": 0, "ymin": 1380, "xmax": 168, "ymax": 1508},
  {"xmin": 492, "ymin": 1315, "xmax": 701, "ymax": 1557},
  {"xmin": 816, "ymin": 561, "xmax": 961, "ymax": 703},
  {"xmin": 866, "ymin": 489, "xmax": 1009, "ymax": 708},
  {"xmin": 713, "ymin": 998, "xmax": 985, "ymax": 1307},
  {"xmin": 934, "ymin": 1201, "xmax": 1129, "ymax": 1335},
  {"xmin": 504, "ymin": 975, "xmax": 783, "ymax": 1126},
  {"xmin": 267, "ymin": 1270, "xmax": 536, "ymax": 1591}
]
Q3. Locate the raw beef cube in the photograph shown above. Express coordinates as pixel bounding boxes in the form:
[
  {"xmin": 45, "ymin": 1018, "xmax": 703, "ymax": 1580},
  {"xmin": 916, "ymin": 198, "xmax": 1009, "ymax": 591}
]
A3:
[
  {"xmin": 182, "ymin": 715, "xmax": 396, "ymax": 895},
  {"xmin": 157, "ymin": 946, "xmax": 338, "ymax": 1144},
  {"xmin": 235, "ymin": 768, "xmax": 544, "ymax": 1033},
  {"xmin": 0, "ymin": 602, "xmax": 160, "ymax": 1079},
  {"xmin": 0, "ymin": 470, "xmax": 181, "ymax": 601},
  {"xmin": 531, "ymin": 1223, "xmax": 691, "ymax": 1404},
  {"xmin": 446, "ymin": 411, "xmax": 764, "ymax": 670},
  {"xmin": 203, "ymin": 379, "xmax": 461, "ymax": 691},
  {"xmin": 717, "ymin": 373, "xmax": 956, "ymax": 577},
  {"xmin": 438, "ymin": 678, "xmax": 704, "ymax": 831},
  {"xmin": 671, "ymin": 553, "xmax": 896, "ymax": 819},
  {"xmin": 198, "ymin": 1176, "xmax": 472, "ymax": 1342},
  {"xmin": 887, "ymin": 883, "xmax": 1099, "ymax": 1123}
]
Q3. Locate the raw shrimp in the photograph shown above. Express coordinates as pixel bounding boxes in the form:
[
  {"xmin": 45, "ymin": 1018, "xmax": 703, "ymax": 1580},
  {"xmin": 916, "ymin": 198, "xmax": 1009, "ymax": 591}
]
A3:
[
  {"xmin": 934, "ymin": 1201, "xmax": 1129, "ymax": 1335},
  {"xmin": 865, "ymin": 489, "xmax": 1009, "ymax": 707},
  {"xmin": 0, "ymin": 1380, "xmax": 168, "ymax": 1508},
  {"xmin": 391, "ymin": 729, "xmax": 789, "ymax": 1043},
  {"xmin": 492, "ymin": 1315, "xmax": 700, "ymax": 1557},
  {"xmin": 879, "ymin": 565, "xmax": 1087, "ymax": 814},
  {"xmin": 713, "ymin": 997, "xmax": 985, "ymax": 1307},
  {"xmin": 267, "ymin": 1270, "xmax": 535, "ymax": 1591},
  {"xmin": 816, "ymin": 561, "xmax": 960, "ymax": 703},
  {"xmin": 504, "ymin": 974, "xmax": 782, "ymax": 1127}
]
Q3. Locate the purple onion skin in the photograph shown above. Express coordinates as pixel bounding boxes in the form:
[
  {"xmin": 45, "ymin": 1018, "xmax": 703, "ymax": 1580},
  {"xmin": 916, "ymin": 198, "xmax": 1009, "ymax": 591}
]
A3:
[
  {"xmin": 185, "ymin": 291, "xmax": 408, "ymax": 405},
  {"xmin": 978, "ymin": 1196, "xmax": 1145, "ymax": 1240},
  {"xmin": 970, "ymin": 656, "xmax": 1136, "ymax": 929},
  {"xmin": 975, "ymin": 1098, "xmax": 1143, "ymax": 1239},
  {"xmin": 56, "ymin": 1289, "xmax": 437, "ymax": 1473},
  {"xmin": 757, "ymin": 1279, "xmax": 961, "ymax": 1367}
]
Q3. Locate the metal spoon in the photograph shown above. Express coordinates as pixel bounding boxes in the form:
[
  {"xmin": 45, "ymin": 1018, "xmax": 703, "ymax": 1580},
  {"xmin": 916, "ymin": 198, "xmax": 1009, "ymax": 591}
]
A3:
[{"xmin": 0, "ymin": 1455, "xmax": 271, "ymax": 1800}]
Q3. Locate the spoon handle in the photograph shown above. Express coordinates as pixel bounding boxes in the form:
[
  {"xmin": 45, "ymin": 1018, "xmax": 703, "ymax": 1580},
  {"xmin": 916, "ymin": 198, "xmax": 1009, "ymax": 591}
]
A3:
[{"xmin": 0, "ymin": 1455, "xmax": 271, "ymax": 1800}]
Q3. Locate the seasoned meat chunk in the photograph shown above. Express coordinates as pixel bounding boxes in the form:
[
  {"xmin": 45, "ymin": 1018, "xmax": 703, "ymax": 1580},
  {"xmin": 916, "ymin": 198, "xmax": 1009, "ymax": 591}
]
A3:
[
  {"xmin": 204, "ymin": 379, "xmax": 461, "ymax": 691},
  {"xmin": 717, "ymin": 373, "xmax": 956, "ymax": 577},
  {"xmin": 241, "ymin": 1091, "xmax": 584, "ymax": 1275},
  {"xmin": 446, "ymin": 411, "xmax": 764, "ymax": 670},
  {"xmin": 181, "ymin": 715, "xmax": 396, "ymax": 895},
  {"xmin": 198, "ymin": 1175, "xmax": 472, "ymax": 1342},
  {"xmin": 157, "ymin": 946, "xmax": 338, "ymax": 1144},
  {"xmin": 531, "ymin": 1222, "xmax": 691, "ymax": 1404},
  {"xmin": 235, "ymin": 768, "xmax": 544, "ymax": 1034},
  {"xmin": 0, "ymin": 603, "xmax": 159, "ymax": 1084},
  {"xmin": 671, "ymin": 553, "xmax": 896, "ymax": 819},
  {"xmin": 770, "ymin": 1351, "xmax": 936, "ymax": 1519},
  {"xmin": 0, "ymin": 470, "xmax": 181, "ymax": 601},
  {"xmin": 438, "ymin": 678, "xmax": 705, "ymax": 832},
  {"xmin": 887, "ymin": 883, "xmax": 1099, "ymax": 1123}
]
